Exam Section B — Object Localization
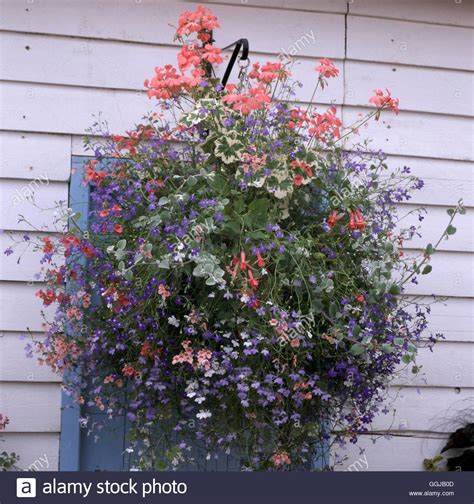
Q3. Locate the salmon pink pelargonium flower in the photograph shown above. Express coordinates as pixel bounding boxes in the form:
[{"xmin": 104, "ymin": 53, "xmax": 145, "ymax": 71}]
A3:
[
  {"xmin": 176, "ymin": 5, "xmax": 220, "ymax": 43},
  {"xmin": 369, "ymin": 88, "xmax": 400, "ymax": 114},
  {"xmin": 315, "ymin": 58, "xmax": 339, "ymax": 79},
  {"xmin": 248, "ymin": 62, "xmax": 290, "ymax": 84}
]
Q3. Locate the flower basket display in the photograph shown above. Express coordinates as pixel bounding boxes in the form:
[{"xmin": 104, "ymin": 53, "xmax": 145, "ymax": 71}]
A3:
[{"xmin": 5, "ymin": 5, "xmax": 464, "ymax": 471}]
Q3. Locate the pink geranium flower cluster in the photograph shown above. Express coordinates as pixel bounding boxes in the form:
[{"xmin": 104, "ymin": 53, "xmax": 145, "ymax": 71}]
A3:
[
  {"xmin": 248, "ymin": 61, "xmax": 289, "ymax": 84},
  {"xmin": 145, "ymin": 5, "xmax": 223, "ymax": 100},
  {"xmin": 315, "ymin": 58, "xmax": 339, "ymax": 79},
  {"xmin": 308, "ymin": 106, "xmax": 342, "ymax": 142},
  {"xmin": 222, "ymin": 83, "xmax": 272, "ymax": 115},
  {"xmin": 144, "ymin": 64, "xmax": 202, "ymax": 100},
  {"xmin": 369, "ymin": 88, "xmax": 400, "ymax": 114},
  {"xmin": 177, "ymin": 43, "xmax": 223, "ymax": 72},
  {"xmin": 176, "ymin": 4, "xmax": 220, "ymax": 43}
]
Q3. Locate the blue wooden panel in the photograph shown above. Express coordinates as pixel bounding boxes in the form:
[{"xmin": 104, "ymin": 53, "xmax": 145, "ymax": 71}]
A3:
[
  {"xmin": 80, "ymin": 414, "xmax": 128, "ymax": 471},
  {"xmin": 59, "ymin": 156, "xmax": 90, "ymax": 470},
  {"xmin": 60, "ymin": 156, "xmax": 128, "ymax": 471}
]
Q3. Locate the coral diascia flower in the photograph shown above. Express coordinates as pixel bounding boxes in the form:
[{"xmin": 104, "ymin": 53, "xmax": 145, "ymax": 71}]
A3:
[
  {"xmin": 327, "ymin": 210, "xmax": 343, "ymax": 228},
  {"xmin": 348, "ymin": 209, "xmax": 367, "ymax": 231}
]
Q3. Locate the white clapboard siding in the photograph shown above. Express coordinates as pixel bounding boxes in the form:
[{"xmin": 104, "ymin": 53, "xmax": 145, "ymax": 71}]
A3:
[
  {"xmin": 345, "ymin": 61, "xmax": 474, "ymax": 117},
  {"xmin": 343, "ymin": 107, "xmax": 473, "ymax": 161},
  {"xmin": 393, "ymin": 341, "xmax": 474, "ymax": 388},
  {"xmin": 202, "ymin": 0, "xmax": 348, "ymax": 14},
  {"xmin": 0, "ymin": 32, "xmax": 180, "ymax": 92},
  {"xmin": 395, "ymin": 205, "xmax": 474, "ymax": 253},
  {"xmin": 0, "ymin": 32, "xmax": 343, "ymax": 104},
  {"xmin": 347, "ymin": 16, "xmax": 474, "ymax": 71},
  {"xmin": 371, "ymin": 386, "xmax": 474, "ymax": 433},
  {"xmin": 0, "ymin": 332, "xmax": 61, "ymax": 382},
  {"xmin": 387, "ymin": 157, "xmax": 474, "ymax": 208},
  {"xmin": 0, "ymin": 178, "xmax": 68, "ymax": 232},
  {"xmin": 335, "ymin": 434, "xmax": 448, "ymax": 472},
  {"xmin": 349, "ymin": 0, "xmax": 474, "ymax": 28},
  {"xmin": 0, "ymin": 382, "xmax": 61, "ymax": 432},
  {"xmin": 0, "ymin": 0, "xmax": 345, "ymax": 58},
  {"xmin": 0, "ymin": 131, "xmax": 71, "ymax": 181},
  {"xmin": 0, "ymin": 0, "xmax": 182, "ymax": 45},
  {"xmin": 0, "ymin": 433, "xmax": 59, "ymax": 471},
  {"xmin": 0, "ymin": 231, "xmax": 63, "ymax": 282},
  {"xmin": 416, "ymin": 297, "xmax": 474, "ymax": 343},
  {"xmin": 0, "ymin": 81, "xmax": 154, "ymax": 136},
  {"xmin": 401, "ymin": 251, "xmax": 474, "ymax": 298},
  {"xmin": 210, "ymin": 4, "xmax": 345, "ymax": 58},
  {"xmin": 0, "ymin": 282, "xmax": 54, "ymax": 332}
]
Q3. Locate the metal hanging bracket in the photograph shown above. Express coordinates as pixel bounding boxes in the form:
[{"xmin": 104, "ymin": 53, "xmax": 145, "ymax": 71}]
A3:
[{"xmin": 221, "ymin": 38, "xmax": 250, "ymax": 86}]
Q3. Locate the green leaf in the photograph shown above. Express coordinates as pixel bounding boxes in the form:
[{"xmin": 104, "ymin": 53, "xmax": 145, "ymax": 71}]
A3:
[
  {"xmin": 407, "ymin": 344, "xmax": 417, "ymax": 354},
  {"xmin": 214, "ymin": 132, "xmax": 244, "ymax": 164},
  {"xmin": 393, "ymin": 337, "xmax": 404, "ymax": 346},
  {"xmin": 245, "ymin": 199, "xmax": 270, "ymax": 228},
  {"xmin": 401, "ymin": 354, "xmax": 412, "ymax": 364},
  {"xmin": 116, "ymin": 239, "xmax": 126, "ymax": 250},
  {"xmin": 384, "ymin": 241, "xmax": 394, "ymax": 253},
  {"xmin": 186, "ymin": 176, "xmax": 198, "ymax": 187},
  {"xmin": 223, "ymin": 220, "xmax": 241, "ymax": 235},
  {"xmin": 328, "ymin": 302, "xmax": 338, "ymax": 318},
  {"xmin": 447, "ymin": 208, "xmax": 454, "ymax": 217},
  {"xmin": 233, "ymin": 198, "xmax": 246, "ymax": 215},
  {"xmin": 389, "ymin": 284, "xmax": 401, "ymax": 295},
  {"xmin": 208, "ymin": 173, "xmax": 229, "ymax": 194},
  {"xmin": 311, "ymin": 300, "xmax": 323, "ymax": 314},
  {"xmin": 157, "ymin": 257, "xmax": 170, "ymax": 269},
  {"xmin": 446, "ymin": 224, "xmax": 457, "ymax": 235},
  {"xmin": 115, "ymin": 250, "xmax": 126, "ymax": 261},
  {"xmin": 352, "ymin": 325, "xmax": 362, "ymax": 338},
  {"xmin": 421, "ymin": 264, "xmax": 432, "ymax": 275},
  {"xmin": 381, "ymin": 343, "xmax": 394, "ymax": 353},
  {"xmin": 425, "ymin": 243, "xmax": 435, "ymax": 255},
  {"xmin": 350, "ymin": 343, "xmax": 365, "ymax": 356}
]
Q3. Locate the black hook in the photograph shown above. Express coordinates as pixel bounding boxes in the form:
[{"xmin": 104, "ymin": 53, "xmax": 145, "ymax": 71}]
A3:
[{"xmin": 221, "ymin": 38, "xmax": 249, "ymax": 86}]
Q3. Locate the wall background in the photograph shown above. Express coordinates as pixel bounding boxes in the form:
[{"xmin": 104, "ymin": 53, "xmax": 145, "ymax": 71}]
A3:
[{"xmin": 0, "ymin": 0, "xmax": 472, "ymax": 471}]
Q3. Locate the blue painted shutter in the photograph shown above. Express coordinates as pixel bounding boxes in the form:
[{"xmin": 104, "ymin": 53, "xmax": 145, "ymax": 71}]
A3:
[{"xmin": 60, "ymin": 157, "xmax": 129, "ymax": 471}]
